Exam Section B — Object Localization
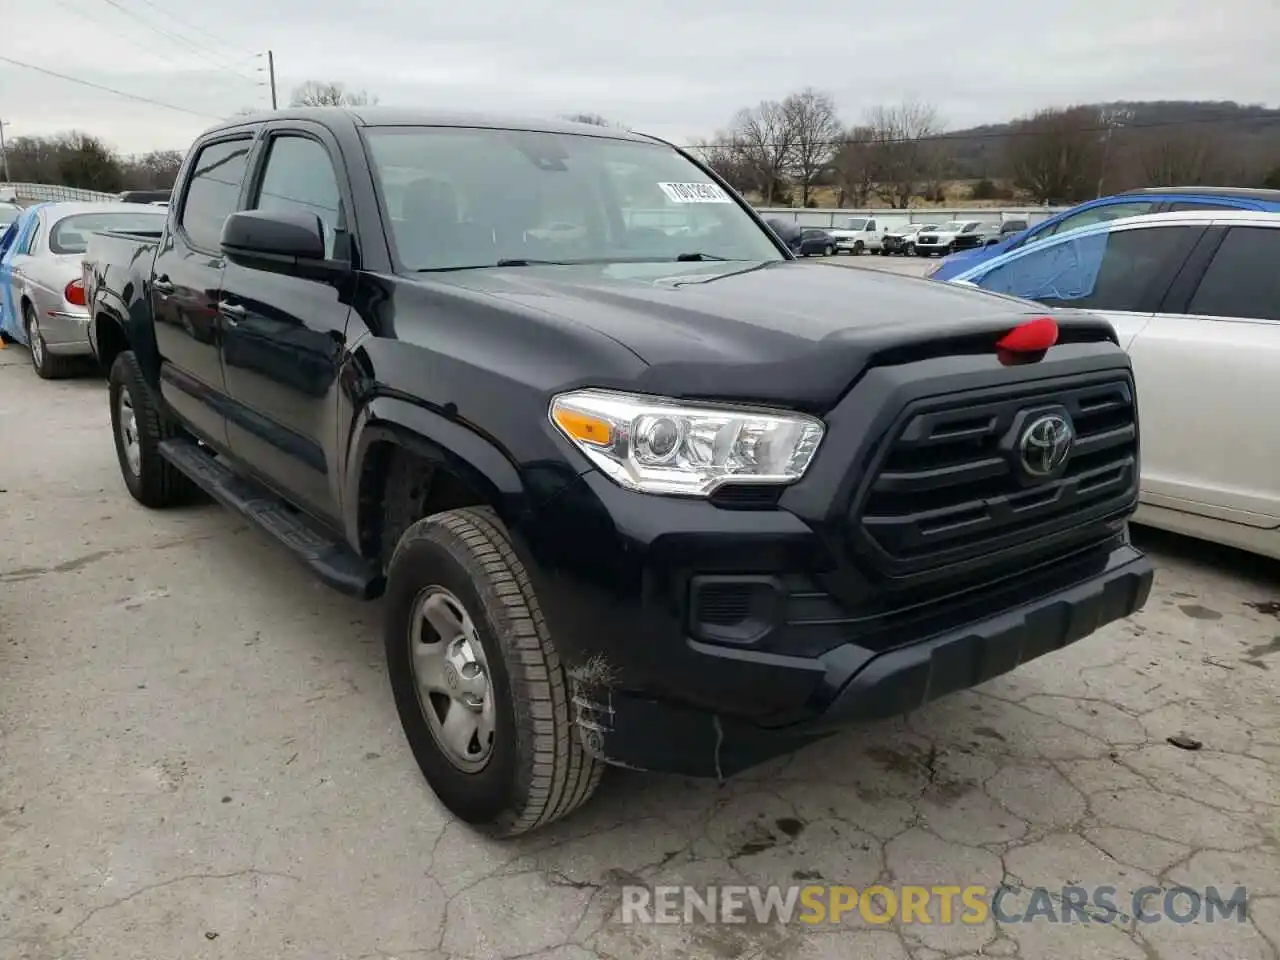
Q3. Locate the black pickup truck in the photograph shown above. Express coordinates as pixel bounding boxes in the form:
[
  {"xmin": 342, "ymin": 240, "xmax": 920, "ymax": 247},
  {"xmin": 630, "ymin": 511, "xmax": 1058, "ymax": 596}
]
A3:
[{"xmin": 82, "ymin": 107, "xmax": 1153, "ymax": 837}]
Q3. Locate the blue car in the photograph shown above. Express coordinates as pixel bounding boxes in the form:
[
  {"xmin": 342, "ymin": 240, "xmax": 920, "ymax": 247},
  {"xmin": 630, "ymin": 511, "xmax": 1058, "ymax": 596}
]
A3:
[{"xmin": 927, "ymin": 186, "xmax": 1280, "ymax": 282}]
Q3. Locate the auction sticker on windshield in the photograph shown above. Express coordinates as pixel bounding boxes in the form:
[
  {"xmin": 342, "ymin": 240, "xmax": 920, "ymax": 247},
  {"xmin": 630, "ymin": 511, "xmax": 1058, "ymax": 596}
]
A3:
[{"xmin": 658, "ymin": 182, "xmax": 731, "ymax": 203}]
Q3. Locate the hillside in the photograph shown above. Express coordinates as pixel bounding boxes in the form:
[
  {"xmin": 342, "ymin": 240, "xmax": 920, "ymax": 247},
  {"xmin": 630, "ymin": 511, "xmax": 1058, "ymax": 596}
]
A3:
[{"xmin": 944, "ymin": 100, "xmax": 1280, "ymax": 180}]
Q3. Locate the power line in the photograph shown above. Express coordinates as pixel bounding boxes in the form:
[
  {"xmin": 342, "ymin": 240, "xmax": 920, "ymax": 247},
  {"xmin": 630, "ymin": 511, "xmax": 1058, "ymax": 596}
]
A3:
[
  {"xmin": 0, "ymin": 56, "xmax": 222, "ymax": 120},
  {"xmin": 124, "ymin": 0, "xmax": 257, "ymax": 63},
  {"xmin": 679, "ymin": 111, "xmax": 1280, "ymax": 152},
  {"xmin": 90, "ymin": 0, "xmax": 262, "ymax": 85},
  {"xmin": 50, "ymin": 0, "xmax": 250, "ymax": 89}
]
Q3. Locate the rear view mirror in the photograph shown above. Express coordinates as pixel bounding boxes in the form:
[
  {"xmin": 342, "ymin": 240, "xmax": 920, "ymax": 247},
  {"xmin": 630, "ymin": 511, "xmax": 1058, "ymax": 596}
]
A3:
[{"xmin": 221, "ymin": 210, "xmax": 348, "ymax": 278}]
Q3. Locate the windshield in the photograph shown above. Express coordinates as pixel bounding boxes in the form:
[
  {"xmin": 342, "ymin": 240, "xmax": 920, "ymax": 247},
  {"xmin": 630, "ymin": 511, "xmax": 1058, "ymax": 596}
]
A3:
[
  {"xmin": 937, "ymin": 222, "xmax": 966, "ymax": 232},
  {"xmin": 844, "ymin": 218, "xmax": 868, "ymax": 231},
  {"xmin": 50, "ymin": 211, "xmax": 167, "ymax": 254},
  {"xmin": 363, "ymin": 126, "xmax": 784, "ymax": 271}
]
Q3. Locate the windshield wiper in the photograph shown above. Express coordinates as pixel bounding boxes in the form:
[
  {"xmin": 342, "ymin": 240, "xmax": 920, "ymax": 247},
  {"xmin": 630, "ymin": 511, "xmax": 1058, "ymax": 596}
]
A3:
[
  {"xmin": 494, "ymin": 258, "xmax": 576, "ymax": 267},
  {"xmin": 674, "ymin": 252, "xmax": 734, "ymax": 262}
]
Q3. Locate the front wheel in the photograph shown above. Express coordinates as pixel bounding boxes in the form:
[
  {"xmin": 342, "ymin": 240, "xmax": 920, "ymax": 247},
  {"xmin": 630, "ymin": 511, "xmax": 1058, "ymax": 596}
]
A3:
[
  {"xmin": 384, "ymin": 507, "xmax": 603, "ymax": 837},
  {"xmin": 823, "ymin": 245, "xmax": 834, "ymax": 257},
  {"xmin": 905, "ymin": 243, "xmax": 916, "ymax": 256}
]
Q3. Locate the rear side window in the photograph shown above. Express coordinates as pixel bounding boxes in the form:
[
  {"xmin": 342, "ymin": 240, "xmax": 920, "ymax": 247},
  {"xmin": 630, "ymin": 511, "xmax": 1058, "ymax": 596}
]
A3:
[
  {"xmin": 1028, "ymin": 201, "xmax": 1157, "ymax": 246},
  {"xmin": 180, "ymin": 138, "xmax": 252, "ymax": 250},
  {"xmin": 1186, "ymin": 227, "xmax": 1280, "ymax": 321},
  {"xmin": 977, "ymin": 225, "xmax": 1190, "ymax": 311},
  {"xmin": 1165, "ymin": 201, "xmax": 1242, "ymax": 212}
]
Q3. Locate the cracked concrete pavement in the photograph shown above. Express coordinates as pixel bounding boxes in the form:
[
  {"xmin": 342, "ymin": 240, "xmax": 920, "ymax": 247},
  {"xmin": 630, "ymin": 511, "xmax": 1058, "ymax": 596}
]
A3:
[{"xmin": 2, "ymin": 335, "xmax": 1278, "ymax": 960}]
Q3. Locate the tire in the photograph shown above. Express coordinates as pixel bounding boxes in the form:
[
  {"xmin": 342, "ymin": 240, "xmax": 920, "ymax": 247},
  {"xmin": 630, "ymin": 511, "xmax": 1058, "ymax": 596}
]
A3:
[
  {"xmin": 823, "ymin": 245, "xmax": 834, "ymax": 257},
  {"xmin": 24, "ymin": 303, "xmax": 76, "ymax": 380},
  {"xmin": 905, "ymin": 243, "xmax": 916, "ymax": 257},
  {"xmin": 852, "ymin": 241, "xmax": 864, "ymax": 255},
  {"xmin": 108, "ymin": 350, "xmax": 200, "ymax": 508},
  {"xmin": 384, "ymin": 507, "xmax": 603, "ymax": 837}
]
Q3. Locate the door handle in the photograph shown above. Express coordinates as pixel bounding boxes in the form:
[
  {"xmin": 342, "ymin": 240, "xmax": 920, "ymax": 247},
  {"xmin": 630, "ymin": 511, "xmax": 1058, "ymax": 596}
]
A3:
[
  {"xmin": 218, "ymin": 301, "xmax": 247, "ymax": 324},
  {"xmin": 152, "ymin": 276, "xmax": 174, "ymax": 295}
]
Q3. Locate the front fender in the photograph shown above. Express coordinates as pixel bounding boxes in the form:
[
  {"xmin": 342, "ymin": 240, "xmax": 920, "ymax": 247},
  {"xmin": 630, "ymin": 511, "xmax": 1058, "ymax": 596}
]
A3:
[{"xmin": 342, "ymin": 393, "xmax": 583, "ymax": 553}]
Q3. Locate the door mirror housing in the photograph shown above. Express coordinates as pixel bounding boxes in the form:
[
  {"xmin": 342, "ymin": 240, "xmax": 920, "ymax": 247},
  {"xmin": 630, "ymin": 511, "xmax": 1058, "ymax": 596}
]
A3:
[{"xmin": 220, "ymin": 210, "xmax": 349, "ymax": 279}]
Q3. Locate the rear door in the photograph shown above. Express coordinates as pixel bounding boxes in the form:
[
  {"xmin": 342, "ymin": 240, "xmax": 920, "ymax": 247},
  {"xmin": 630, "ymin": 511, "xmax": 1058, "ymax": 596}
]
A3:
[
  {"xmin": 153, "ymin": 134, "xmax": 255, "ymax": 449},
  {"xmin": 967, "ymin": 220, "xmax": 1202, "ymax": 348},
  {"xmin": 1127, "ymin": 222, "xmax": 1280, "ymax": 525}
]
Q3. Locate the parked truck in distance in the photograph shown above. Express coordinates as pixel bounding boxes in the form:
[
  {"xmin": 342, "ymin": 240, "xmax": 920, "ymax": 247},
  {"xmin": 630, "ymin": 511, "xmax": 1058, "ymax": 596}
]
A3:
[
  {"xmin": 82, "ymin": 107, "xmax": 1153, "ymax": 837},
  {"xmin": 829, "ymin": 216, "xmax": 884, "ymax": 254}
]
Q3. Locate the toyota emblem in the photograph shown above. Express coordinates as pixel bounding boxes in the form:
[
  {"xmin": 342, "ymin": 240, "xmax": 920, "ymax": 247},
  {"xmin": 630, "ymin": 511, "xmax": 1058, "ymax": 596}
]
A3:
[{"xmin": 1019, "ymin": 413, "xmax": 1074, "ymax": 478}]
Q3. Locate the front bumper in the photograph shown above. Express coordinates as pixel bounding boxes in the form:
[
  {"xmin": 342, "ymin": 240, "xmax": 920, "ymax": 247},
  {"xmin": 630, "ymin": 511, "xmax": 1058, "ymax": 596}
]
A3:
[{"xmin": 516, "ymin": 471, "xmax": 1151, "ymax": 778}]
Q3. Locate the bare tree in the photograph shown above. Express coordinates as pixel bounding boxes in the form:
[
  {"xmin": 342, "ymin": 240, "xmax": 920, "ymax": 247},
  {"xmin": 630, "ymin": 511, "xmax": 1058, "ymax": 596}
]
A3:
[
  {"xmin": 289, "ymin": 80, "xmax": 377, "ymax": 107},
  {"xmin": 782, "ymin": 88, "xmax": 842, "ymax": 206},
  {"xmin": 730, "ymin": 100, "xmax": 797, "ymax": 205},
  {"xmin": 865, "ymin": 101, "xmax": 942, "ymax": 208},
  {"xmin": 1138, "ymin": 130, "xmax": 1221, "ymax": 186},
  {"xmin": 563, "ymin": 112, "xmax": 611, "ymax": 126},
  {"xmin": 689, "ymin": 134, "xmax": 755, "ymax": 194},
  {"xmin": 1004, "ymin": 106, "xmax": 1103, "ymax": 203},
  {"xmin": 831, "ymin": 125, "xmax": 878, "ymax": 206}
]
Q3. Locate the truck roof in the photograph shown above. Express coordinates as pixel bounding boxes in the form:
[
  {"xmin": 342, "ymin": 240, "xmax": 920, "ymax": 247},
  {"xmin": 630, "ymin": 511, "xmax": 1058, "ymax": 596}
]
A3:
[{"xmin": 209, "ymin": 106, "xmax": 656, "ymax": 143}]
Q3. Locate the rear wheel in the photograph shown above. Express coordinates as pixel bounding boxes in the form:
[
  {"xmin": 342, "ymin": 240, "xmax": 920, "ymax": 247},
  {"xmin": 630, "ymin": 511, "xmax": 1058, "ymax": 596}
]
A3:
[
  {"xmin": 24, "ymin": 304, "xmax": 75, "ymax": 380},
  {"xmin": 384, "ymin": 507, "xmax": 603, "ymax": 836},
  {"xmin": 108, "ymin": 351, "xmax": 201, "ymax": 507},
  {"xmin": 824, "ymin": 244, "xmax": 834, "ymax": 257}
]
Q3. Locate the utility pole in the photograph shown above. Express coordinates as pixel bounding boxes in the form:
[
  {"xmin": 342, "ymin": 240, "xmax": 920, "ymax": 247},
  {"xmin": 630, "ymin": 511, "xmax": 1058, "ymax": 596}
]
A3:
[
  {"xmin": 0, "ymin": 119, "xmax": 10, "ymax": 183},
  {"xmin": 267, "ymin": 50, "xmax": 278, "ymax": 109},
  {"xmin": 1096, "ymin": 107, "xmax": 1133, "ymax": 198}
]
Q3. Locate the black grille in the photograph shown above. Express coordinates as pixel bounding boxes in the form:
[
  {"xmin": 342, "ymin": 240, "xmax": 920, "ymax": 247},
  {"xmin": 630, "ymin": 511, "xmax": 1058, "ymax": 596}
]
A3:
[{"xmin": 851, "ymin": 376, "xmax": 1138, "ymax": 576}]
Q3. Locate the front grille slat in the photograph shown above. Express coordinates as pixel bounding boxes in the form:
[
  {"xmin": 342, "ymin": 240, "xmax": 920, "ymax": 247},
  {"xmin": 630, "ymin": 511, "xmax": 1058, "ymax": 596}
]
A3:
[{"xmin": 851, "ymin": 376, "xmax": 1139, "ymax": 575}]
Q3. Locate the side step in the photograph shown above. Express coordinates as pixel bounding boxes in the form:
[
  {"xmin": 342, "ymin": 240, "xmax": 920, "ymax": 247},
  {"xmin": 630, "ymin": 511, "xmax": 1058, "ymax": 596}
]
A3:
[{"xmin": 159, "ymin": 439, "xmax": 383, "ymax": 600}]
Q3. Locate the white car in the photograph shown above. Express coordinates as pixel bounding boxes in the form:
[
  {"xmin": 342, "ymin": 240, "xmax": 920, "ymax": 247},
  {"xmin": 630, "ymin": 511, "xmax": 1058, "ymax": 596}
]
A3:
[
  {"xmin": 829, "ymin": 216, "xmax": 884, "ymax": 255},
  {"xmin": 946, "ymin": 209, "xmax": 1280, "ymax": 559},
  {"xmin": 914, "ymin": 220, "xmax": 984, "ymax": 257}
]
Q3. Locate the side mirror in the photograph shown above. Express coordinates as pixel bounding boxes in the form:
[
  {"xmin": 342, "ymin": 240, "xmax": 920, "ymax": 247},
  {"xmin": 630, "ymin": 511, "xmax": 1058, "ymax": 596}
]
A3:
[{"xmin": 221, "ymin": 210, "xmax": 348, "ymax": 278}]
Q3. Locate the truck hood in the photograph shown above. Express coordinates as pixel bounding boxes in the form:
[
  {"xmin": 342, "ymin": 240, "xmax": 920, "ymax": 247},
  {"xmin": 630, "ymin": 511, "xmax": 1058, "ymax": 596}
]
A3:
[{"xmin": 418, "ymin": 259, "xmax": 1112, "ymax": 411}]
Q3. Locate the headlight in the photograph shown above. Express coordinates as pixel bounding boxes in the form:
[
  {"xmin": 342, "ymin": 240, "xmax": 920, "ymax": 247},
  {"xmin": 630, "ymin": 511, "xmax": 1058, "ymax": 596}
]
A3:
[{"xmin": 549, "ymin": 388, "xmax": 824, "ymax": 496}]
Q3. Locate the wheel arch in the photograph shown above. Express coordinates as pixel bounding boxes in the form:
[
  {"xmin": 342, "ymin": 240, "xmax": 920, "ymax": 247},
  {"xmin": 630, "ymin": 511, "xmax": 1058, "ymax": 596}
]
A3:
[{"xmin": 344, "ymin": 395, "xmax": 529, "ymax": 566}]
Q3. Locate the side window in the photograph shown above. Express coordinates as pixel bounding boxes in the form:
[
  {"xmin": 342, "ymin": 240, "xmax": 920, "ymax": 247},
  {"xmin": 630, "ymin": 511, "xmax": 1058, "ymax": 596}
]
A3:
[
  {"xmin": 1186, "ymin": 227, "xmax": 1280, "ymax": 322},
  {"xmin": 977, "ymin": 226, "xmax": 1188, "ymax": 311},
  {"xmin": 252, "ymin": 135, "xmax": 345, "ymax": 259},
  {"xmin": 1037, "ymin": 201, "xmax": 1156, "ymax": 242},
  {"xmin": 866, "ymin": 219, "xmax": 876, "ymax": 231},
  {"xmin": 0, "ymin": 222, "xmax": 16, "ymax": 255},
  {"xmin": 1165, "ymin": 201, "xmax": 1241, "ymax": 212},
  {"xmin": 180, "ymin": 138, "xmax": 252, "ymax": 251}
]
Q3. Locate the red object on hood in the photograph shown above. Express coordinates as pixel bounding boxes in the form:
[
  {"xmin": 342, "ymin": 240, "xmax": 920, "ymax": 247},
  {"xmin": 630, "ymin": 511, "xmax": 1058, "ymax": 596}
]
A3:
[{"xmin": 996, "ymin": 316, "xmax": 1059, "ymax": 353}]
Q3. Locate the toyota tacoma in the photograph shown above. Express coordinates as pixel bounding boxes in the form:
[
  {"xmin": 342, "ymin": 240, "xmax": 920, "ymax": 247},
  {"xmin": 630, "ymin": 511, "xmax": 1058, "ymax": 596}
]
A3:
[{"xmin": 82, "ymin": 107, "xmax": 1153, "ymax": 837}]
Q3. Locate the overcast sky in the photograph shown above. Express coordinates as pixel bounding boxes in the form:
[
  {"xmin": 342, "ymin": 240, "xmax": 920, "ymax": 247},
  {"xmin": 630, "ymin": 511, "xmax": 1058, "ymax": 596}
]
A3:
[{"xmin": 4, "ymin": 0, "xmax": 1278, "ymax": 157}]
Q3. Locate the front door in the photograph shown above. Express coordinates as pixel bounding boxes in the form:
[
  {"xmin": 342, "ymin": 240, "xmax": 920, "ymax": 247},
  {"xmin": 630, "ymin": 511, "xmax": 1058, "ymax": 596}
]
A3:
[
  {"xmin": 219, "ymin": 124, "xmax": 354, "ymax": 526},
  {"xmin": 153, "ymin": 135, "xmax": 255, "ymax": 449}
]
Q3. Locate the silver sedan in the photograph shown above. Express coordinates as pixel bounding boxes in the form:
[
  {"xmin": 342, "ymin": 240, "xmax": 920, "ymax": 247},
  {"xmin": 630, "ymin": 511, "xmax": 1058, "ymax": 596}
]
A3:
[{"xmin": 7, "ymin": 201, "xmax": 166, "ymax": 378}]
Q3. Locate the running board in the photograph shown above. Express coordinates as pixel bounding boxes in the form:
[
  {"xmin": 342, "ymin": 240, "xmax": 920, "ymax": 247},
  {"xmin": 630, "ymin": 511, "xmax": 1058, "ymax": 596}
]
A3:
[{"xmin": 159, "ymin": 439, "xmax": 383, "ymax": 600}]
